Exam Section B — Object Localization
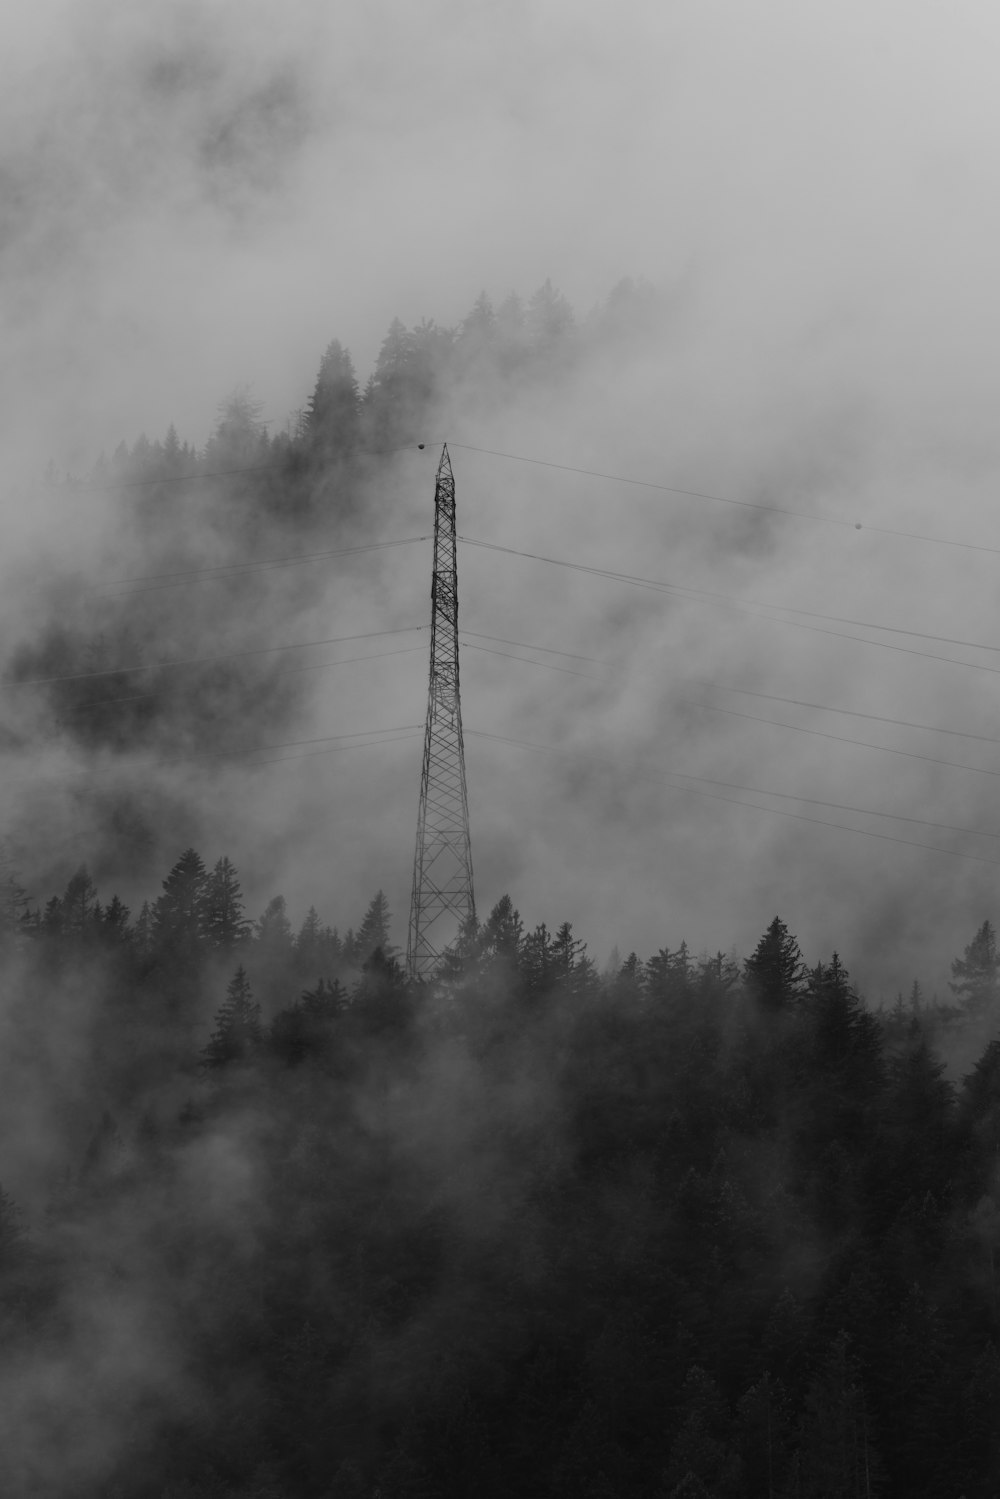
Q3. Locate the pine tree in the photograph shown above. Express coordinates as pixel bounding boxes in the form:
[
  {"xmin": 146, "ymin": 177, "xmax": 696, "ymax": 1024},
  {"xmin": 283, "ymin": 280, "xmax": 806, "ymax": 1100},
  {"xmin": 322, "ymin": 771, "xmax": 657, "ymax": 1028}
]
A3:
[
  {"xmin": 133, "ymin": 900, "xmax": 154, "ymax": 958},
  {"xmin": 255, "ymin": 894, "xmax": 293, "ymax": 954},
  {"xmin": 440, "ymin": 911, "xmax": 481, "ymax": 979},
  {"xmin": 300, "ymin": 977, "xmax": 347, "ymax": 1019},
  {"xmin": 800, "ymin": 955, "xmax": 885, "ymax": 1225},
  {"xmin": 270, "ymin": 979, "xmax": 347, "ymax": 1066},
  {"xmin": 613, "ymin": 951, "xmax": 645, "ymax": 1003},
  {"xmin": 202, "ymin": 965, "xmax": 262, "ymax": 1069},
  {"xmin": 950, "ymin": 920, "xmax": 1000, "ymax": 1014},
  {"xmin": 646, "ymin": 942, "xmax": 693, "ymax": 1004},
  {"xmin": 162, "ymin": 422, "xmax": 182, "ymax": 473},
  {"xmin": 526, "ymin": 278, "xmax": 575, "ymax": 353},
  {"xmin": 495, "ymin": 291, "xmax": 526, "ymax": 351},
  {"xmin": 698, "ymin": 951, "xmax": 741, "ymax": 999},
  {"xmin": 480, "ymin": 894, "xmax": 524, "ymax": 965},
  {"xmin": 807, "ymin": 954, "xmax": 882, "ymax": 1083},
  {"xmin": 204, "ymin": 386, "xmax": 267, "ymax": 467},
  {"xmin": 41, "ymin": 896, "xmax": 64, "ymax": 940},
  {"xmin": 356, "ymin": 890, "xmax": 394, "ymax": 965},
  {"xmin": 962, "ymin": 1036, "xmax": 1000, "ymax": 1133},
  {"xmin": 0, "ymin": 868, "xmax": 30, "ymax": 949},
  {"xmin": 790, "ymin": 1332, "xmax": 883, "ymax": 1497},
  {"xmin": 663, "ymin": 1365, "xmax": 742, "ymax": 1497},
  {"xmin": 520, "ymin": 922, "xmax": 554, "ymax": 996},
  {"xmin": 460, "ymin": 290, "xmax": 496, "ymax": 344},
  {"xmin": 305, "ymin": 339, "xmax": 360, "ymax": 456},
  {"xmin": 101, "ymin": 894, "xmax": 132, "ymax": 945},
  {"xmin": 551, "ymin": 921, "xmax": 583, "ymax": 983},
  {"xmin": 62, "ymin": 865, "xmax": 98, "ymax": 939},
  {"xmin": 153, "ymin": 848, "xmax": 209, "ymax": 954},
  {"xmin": 736, "ymin": 1373, "xmax": 791, "ymax": 1499},
  {"xmin": 870, "ymin": 1039, "xmax": 956, "ymax": 1224},
  {"xmin": 744, "ymin": 917, "xmax": 807, "ymax": 1010},
  {"xmin": 294, "ymin": 905, "xmax": 324, "ymax": 976},
  {"xmin": 340, "ymin": 926, "xmax": 358, "ymax": 967},
  {"xmin": 130, "ymin": 433, "xmax": 152, "ymax": 476},
  {"xmin": 204, "ymin": 857, "xmax": 250, "ymax": 952}
]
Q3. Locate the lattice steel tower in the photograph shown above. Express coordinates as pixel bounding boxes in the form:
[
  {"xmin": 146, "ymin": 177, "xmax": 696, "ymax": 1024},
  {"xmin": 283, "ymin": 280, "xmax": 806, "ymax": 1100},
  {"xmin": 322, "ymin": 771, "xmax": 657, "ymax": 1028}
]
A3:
[{"xmin": 407, "ymin": 444, "xmax": 475, "ymax": 979}]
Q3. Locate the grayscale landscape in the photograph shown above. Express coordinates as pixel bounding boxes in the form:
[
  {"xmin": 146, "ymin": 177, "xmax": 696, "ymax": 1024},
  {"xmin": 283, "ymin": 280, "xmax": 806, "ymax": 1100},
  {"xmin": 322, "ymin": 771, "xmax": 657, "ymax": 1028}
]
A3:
[{"xmin": 1, "ymin": 4, "xmax": 999, "ymax": 1496}]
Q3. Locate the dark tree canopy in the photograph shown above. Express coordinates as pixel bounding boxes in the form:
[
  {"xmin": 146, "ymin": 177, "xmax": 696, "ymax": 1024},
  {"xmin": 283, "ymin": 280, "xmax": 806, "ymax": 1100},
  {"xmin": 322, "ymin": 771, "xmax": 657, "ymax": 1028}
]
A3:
[
  {"xmin": 201, "ymin": 964, "xmax": 262, "ymax": 1069},
  {"xmin": 153, "ymin": 848, "xmax": 209, "ymax": 954},
  {"xmin": 744, "ymin": 916, "xmax": 807, "ymax": 1010},
  {"xmin": 950, "ymin": 919, "xmax": 1000, "ymax": 1014}
]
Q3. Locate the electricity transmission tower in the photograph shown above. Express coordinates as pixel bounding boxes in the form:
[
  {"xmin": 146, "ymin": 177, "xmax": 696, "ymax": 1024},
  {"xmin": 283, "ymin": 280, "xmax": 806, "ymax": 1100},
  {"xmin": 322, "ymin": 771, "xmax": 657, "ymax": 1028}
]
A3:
[{"xmin": 407, "ymin": 444, "xmax": 475, "ymax": 979}]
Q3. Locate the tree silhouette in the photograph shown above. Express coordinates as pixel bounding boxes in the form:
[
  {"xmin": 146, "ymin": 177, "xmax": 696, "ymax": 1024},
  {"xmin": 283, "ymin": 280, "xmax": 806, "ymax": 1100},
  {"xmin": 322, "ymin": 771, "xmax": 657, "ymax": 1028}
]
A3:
[
  {"xmin": 204, "ymin": 857, "xmax": 250, "ymax": 952},
  {"xmin": 202, "ymin": 965, "xmax": 262, "ymax": 1069},
  {"xmin": 744, "ymin": 917, "xmax": 807, "ymax": 1010},
  {"xmin": 950, "ymin": 919, "xmax": 1000, "ymax": 1014}
]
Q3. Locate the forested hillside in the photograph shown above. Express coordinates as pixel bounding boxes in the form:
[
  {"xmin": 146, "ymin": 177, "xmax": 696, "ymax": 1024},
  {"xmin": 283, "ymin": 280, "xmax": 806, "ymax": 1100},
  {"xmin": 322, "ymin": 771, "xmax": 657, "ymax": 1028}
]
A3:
[
  {"xmin": 3, "ymin": 286, "xmax": 1000, "ymax": 1497},
  {"xmin": 3, "ymin": 845, "xmax": 1000, "ymax": 1497}
]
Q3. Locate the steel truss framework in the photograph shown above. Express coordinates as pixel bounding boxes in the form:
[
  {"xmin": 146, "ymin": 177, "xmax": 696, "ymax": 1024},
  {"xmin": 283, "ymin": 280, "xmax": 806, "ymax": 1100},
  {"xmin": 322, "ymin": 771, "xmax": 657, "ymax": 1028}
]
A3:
[{"xmin": 407, "ymin": 444, "xmax": 475, "ymax": 979}]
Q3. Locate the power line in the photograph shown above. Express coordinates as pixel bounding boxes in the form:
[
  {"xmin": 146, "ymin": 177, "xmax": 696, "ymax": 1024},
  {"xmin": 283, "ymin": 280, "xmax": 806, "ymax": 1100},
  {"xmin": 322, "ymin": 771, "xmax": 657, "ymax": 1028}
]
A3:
[
  {"xmin": 661, "ymin": 763, "xmax": 1000, "ymax": 842},
  {"xmin": 6, "ymin": 626, "xmax": 425, "ymax": 688},
  {"xmin": 460, "ymin": 535, "xmax": 1000, "ymax": 679},
  {"xmin": 91, "ymin": 535, "xmax": 430, "ymax": 596},
  {"xmin": 681, "ymin": 697, "xmax": 1000, "ymax": 782},
  {"xmin": 690, "ymin": 680, "xmax": 1000, "ymax": 748},
  {"xmin": 461, "ymin": 535, "xmax": 1000, "ymax": 657},
  {"xmin": 460, "ymin": 624, "xmax": 1000, "ymax": 782},
  {"xmin": 49, "ymin": 434, "xmax": 1000, "ymax": 562},
  {"xmin": 243, "ymin": 731, "xmax": 423, "ymax": 770},
  {"xmin": 58, "ymin": 644, "xmax": 428, "ymax": 716},
  {"xmin": 466, "ymin": 728, "xmax": 1000, "ymax": 868},
  {"xmin": 449, "ymin": 441, "xmax": 1000, "ymax": 557},
  {"xmin": 462, "ymin": 629, "xmax": 601, "ymax": 664},
  {"xmin": 153, "ymin": 723, "xmax": 425, "ymax": 769},
  {"xmin": 451, "ymin": 442, "xmax": 859, "ymax": 528},
  {"xmin": 461, "ymin": 641, "xmax": 603, "ymax": 681}
]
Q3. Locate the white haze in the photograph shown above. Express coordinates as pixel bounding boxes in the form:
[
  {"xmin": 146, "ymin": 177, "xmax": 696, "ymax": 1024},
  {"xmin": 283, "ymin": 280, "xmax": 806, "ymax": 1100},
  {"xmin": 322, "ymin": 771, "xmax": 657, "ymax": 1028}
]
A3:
[{"xmin": 4, "ymin": 1, "xmax": 1000, "ymax": 999}]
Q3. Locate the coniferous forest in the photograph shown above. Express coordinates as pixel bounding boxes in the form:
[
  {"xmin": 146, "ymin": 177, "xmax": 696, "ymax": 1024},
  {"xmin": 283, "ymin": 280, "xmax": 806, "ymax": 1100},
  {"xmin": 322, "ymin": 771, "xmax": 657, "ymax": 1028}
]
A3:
[{"xmin": 6, "ymin": 285, "xmax": 1000, "ymax": 1497}]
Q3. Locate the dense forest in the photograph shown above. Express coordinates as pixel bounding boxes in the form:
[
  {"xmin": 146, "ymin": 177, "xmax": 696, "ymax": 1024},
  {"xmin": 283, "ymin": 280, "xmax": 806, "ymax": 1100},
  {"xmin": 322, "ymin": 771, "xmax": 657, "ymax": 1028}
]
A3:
[
  {"xmin": 4, "ymin": 849, "xmax": 1000, "ymax": 1498},
  {"xmin": 4, "ymin": 284, "xmax": 1000, "ymax": 1496}
]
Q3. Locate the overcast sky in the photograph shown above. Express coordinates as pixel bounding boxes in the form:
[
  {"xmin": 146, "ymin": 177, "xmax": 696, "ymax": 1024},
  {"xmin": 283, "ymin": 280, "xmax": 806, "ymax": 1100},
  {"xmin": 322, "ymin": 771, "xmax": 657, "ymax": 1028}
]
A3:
[{"xmin": 4, "ymin": 0, "xmax": 1000, "ymax": 1000}]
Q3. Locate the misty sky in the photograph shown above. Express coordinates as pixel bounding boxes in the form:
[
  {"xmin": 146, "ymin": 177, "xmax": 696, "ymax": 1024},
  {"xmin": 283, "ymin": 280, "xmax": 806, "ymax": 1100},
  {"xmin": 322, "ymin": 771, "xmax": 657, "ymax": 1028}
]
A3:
[{"xmin": 5, "ymin": 0, "xmax": 1000, "ymax": 999}]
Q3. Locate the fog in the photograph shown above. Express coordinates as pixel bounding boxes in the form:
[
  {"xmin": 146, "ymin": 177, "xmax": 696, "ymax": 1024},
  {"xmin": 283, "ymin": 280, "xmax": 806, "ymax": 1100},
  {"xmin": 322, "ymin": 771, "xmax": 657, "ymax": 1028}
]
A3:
[{"xmin": 5, "ymin": 0, "xmax": 1000, "ymax": 998}]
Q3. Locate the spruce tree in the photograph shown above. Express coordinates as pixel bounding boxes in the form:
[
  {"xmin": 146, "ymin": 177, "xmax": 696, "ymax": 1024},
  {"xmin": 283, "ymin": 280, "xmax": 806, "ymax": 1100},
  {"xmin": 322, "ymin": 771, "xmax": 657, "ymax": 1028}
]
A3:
[
  {"xmin": 480, "ymin": 895, "xmax": 524, "ymax": 964},
  {"xmin": 294, "ymin": 905, "xmax": 324, "ymax": 976},
  {"xmin": 62, "ymin": 865, "xmax": 98, "ymax": 939},
  {"xmin": 153, "ymin": 849, "xmax": 209, "ymax": 954},
  {"xmin": 744, "ymin": 917, "xmax": 807, "ymax": 1010},
  {"xmin": 526, "ymin": 278, "xmax": 575, "ymax": 352},
  {"xmin": 255, "ymin": 894, "xmax": 293, "ymax": 954},
  {"xmin": 0, "ymin": 869, "xmax": 30, "ymax": 949},
  {"xmin": 356, "ymin": 890, "xmax": 394, "ymax": 965},
  {"xmin": 551, "ymin": 921, "xmax": 585, "ymax": 989},
  {"xmin": 305, "ymin": 339, "xmax": 360, "ymax": 456},
  {"xmin": 101, "ymin": 894, "xmax": 132, "ymax": 945},
  {"xmin": 459, "ymin": 290, "xmax": 496, "ymax": 346},
  {"xmin": 202, "ymin": 965, "xmax": 262, "ymax": 1069},
  {"xmin": 950, "ymin": 920, "xmax": 1000, "ymax": 1014},
  {"xmin": 204, "ymin": 857, "xmax": 250, "ymax": 952}
]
